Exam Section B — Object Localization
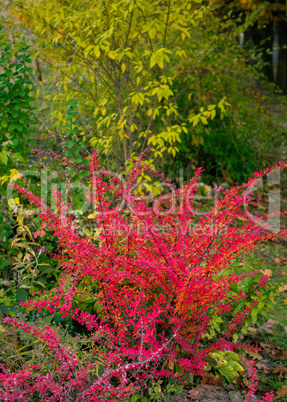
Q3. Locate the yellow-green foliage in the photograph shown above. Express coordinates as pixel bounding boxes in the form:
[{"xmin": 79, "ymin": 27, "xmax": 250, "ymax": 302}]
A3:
[
  {"xmin": 206, "ymin": 350, "xmax": 244, "ymax": 383},
  {"xmin": 6, "ymin": 0, "xmax": 228, "ymax": 171}
]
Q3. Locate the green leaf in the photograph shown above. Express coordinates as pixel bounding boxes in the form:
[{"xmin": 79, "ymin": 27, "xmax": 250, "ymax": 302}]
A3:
[
  {"xmin": 266, "ymin": 301, "xmax": 274, "ymax": 309},
  {"xmin": 16, "ymin": 288, "xmax": 27, "ymax": 302},
  {"xmin": 0, "ymin": 152, "xmax": 8, "ymax": 165},
  {"xmin": 218, "ymin": 364, "xmax": 237, "ymax": 383},
  {"xmin": 7, "ymin": 124, "xmax": 16, "ymax": 132},
  {"xmin": 251, "ymin": 307, "xmax": 259, "ymax": 325},
  {"xmin": 227, "ymin": 352, "xmax": 240, "ymax": 363},
  {"xmin": 233, "ymin": 333, "xmax": 239, "ymax": 342},
  {"xmin": 1, "ymin": 120, "xmax": 7, "ymax": 128},
  {"xmin": 35, "ymin": 280, "xmax": 46, "ymax": 288},
  {"xmin": 5, "ymin": 52, "xmax": 12, "ymax": 59},
  {"xmin": 16, "ymin": 125, "xmax": 23, "ymax": 132},
  {"xmin": 260, "ymin": 308, "xmax": 268, "ymax": 317},
  {"xmin": 228, "ymin": 360, "xmax": 244, "ymax": 373},
  {"xmin": 4, "ymin": 44, "xmax": 12, "ymax": 52},
  {"xmin": 258, "ymin": 300, "xmax": 264, "ymax": 310}
]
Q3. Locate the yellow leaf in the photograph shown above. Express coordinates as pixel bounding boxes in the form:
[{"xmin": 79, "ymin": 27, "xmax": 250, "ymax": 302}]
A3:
[
  {"xmin": 94, "ymin": 45, "xmax": 101, "ymax": 58},
  {"xmin": 200, "ymin": 116, "xmax": 208, "ymax": 125},
  {"xmin": 0, "ymin": 175, "xmax": 9, "ymax": 185},
  {"xmin": 149, "ymin": 28, "xmax": 157, "ymax": 39},
  {"xmin": 108, "ymin": 51, "xmax": 116, "ymax": 60},
  {"xmin": 88, "ymin": 214, "xmax": 99, "ymax": 219},
  {"xmin": 9, "ymin": 169, "xmax": 22, "ymax": 182}
]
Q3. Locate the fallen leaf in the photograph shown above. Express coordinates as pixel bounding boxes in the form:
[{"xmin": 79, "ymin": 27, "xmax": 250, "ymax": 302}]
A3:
[
  {"xmin": 262, "ymin": 269, "xmax": 273, "ymax": 277},
  {"xmin": 247, "ymin": 326, "xmax": 257, "ymax": 333},
  {"xmin": 260, "ymin": 342, "xmax": 273, "ymax": 350},
  {"xmin": 239, "ymin": 355, "xmax": 250, "ymax": 370},
  {"xmin": 247, "ymin": 351, "xmax": 263, "ymax": 360},
  {"xmin": 279, "ymin": 284, "xmax": 287, "ymax": 293},
  {"xmin": 255, "ymin": 362, "xmax": 270, "ymax": 373},
  {"xmin": 201, "ymin": 373, "xmax": 223, "ymax": 386},
  {"xmin": 200, "ymin": 384, "xmax": 221, "ymax": 390},
  {"xmin": 277, "ymin": 385, "xmax": 287, "ymax": 396},
  {"xmin": 274, "ymin": 257, "xmax": 282, "ymax": 266},
  {"xmin": 247, "ymin": 320, "xmax": 276, "ymax": 335},
  {"xmin": 258, "ymin": 319, "xmax": 276, "ymax": 334},
  {"xmin": 270, "ymin": 347, "xmax": 283, "ymax": 359},
  {"xmin": 270, "ymin": 365, "xmax": 287, "ymax": 378}
]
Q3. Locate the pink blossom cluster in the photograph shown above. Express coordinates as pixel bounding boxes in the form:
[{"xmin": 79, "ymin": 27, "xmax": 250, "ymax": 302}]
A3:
[{"xmin": 243, "ymin": 361, "xmax": 274, "ymax": 402}]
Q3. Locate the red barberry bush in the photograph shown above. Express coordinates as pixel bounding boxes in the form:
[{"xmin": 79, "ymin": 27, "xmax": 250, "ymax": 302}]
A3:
[{"xmin": 0, "ymin": 150, "xmax": 286, "ymax": 401}]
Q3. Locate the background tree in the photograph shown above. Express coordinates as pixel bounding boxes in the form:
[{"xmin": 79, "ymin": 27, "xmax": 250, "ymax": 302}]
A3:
[
  {"xmin": 209, "ymin": 0, "xmax": 287, "ymax": 92},
  {"xmin": 2, "ymin": 0, "xmax": 283, "ymax": 183}
]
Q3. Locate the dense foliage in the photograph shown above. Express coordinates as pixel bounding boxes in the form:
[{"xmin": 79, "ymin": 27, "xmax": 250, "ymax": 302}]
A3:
[
  {"xmin": 0, "ymin": 27, "xmax": 35, "ymax": 176},
  {"xmin": 0, "ymin": 149, "xmax": 285, "ymax": 400},
  {"xmin": 3, "ymin": 0, "xmax": 283, "ymax": 181},
  {"xmin": 0, "ymin": 2, "xmax": 287, "ymax": 401},
  {"xmin": 0, "ymin": 29, "xmax": 38, "ymax": 296}
]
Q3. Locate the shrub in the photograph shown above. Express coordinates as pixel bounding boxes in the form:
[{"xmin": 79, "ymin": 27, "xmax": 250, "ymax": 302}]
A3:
[
  {"xmin": 0, "ymin": 27, "xmax": 36, "ymax": 176},
  {"xmin": 0, "ymin": 150, "xmax": 286, "ymax": 401},
  {"xmin": 0, "ymin": 28, "xmax": 40, "ymax": 309},
  {"xmin": 5, "ymin": 0, "xmax": 280, "ymax": 182}
]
